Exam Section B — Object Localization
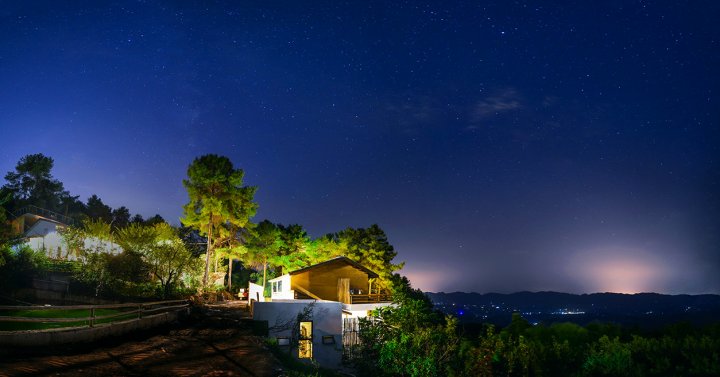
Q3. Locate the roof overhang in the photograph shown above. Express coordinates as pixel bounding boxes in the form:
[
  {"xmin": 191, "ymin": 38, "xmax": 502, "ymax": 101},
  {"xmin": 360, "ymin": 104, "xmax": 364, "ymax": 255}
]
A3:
[{"xmin": 289, "ymin": 256, "xmax": 379, "ymax": 279}]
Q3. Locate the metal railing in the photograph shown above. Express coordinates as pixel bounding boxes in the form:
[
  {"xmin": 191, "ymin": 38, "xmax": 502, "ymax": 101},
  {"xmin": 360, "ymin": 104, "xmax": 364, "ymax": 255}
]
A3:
[
  {"xmin": 0, "ymin": 299, "xmax": 189, "ymax": 330},
  {"xmin": 13, "ymin": 205, "xmax": 76, "ymax": 226},
  {"xmin": 349, "ymin": 293, "xmax": 392, "ymax": 304}
]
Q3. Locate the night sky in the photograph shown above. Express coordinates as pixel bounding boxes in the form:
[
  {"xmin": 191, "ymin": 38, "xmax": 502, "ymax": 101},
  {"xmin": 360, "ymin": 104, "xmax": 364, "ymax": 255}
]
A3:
[{"xmin": 1, "ymin": 1, "xmax": 719, "ymax": 294}]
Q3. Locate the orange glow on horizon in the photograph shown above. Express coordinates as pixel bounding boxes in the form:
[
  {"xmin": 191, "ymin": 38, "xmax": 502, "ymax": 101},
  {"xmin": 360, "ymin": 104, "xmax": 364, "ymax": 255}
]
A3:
[{"xmin": 567, "ymin": 246, "xmax": 676, "ymax": 294}]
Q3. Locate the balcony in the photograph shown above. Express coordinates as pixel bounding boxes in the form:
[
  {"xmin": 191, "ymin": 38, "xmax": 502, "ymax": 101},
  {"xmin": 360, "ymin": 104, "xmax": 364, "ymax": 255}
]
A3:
[
  {"xmin": 349, "ymin": 293, "xmax": 392, "ymax": 304},
  {"xmin": 14, "ymin": 205, "xmax": 75, "ymax": 226}
]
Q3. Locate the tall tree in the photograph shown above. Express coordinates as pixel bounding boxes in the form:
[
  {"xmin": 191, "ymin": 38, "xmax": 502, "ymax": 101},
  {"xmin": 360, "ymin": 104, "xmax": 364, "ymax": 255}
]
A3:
[
  {"xmin": 215, "ymin": 222, "xmax": 250, "ymax": 291},
  {"xmin": 86, "ymin": 194, "xmax": 112, "ymax": 223},
  {"xmin": 131, "ymin": 213, "xmax": 145, "ymax": 224},
  {"xmin": 2, "ymin": 153, "xmax": 65, "ymax": 212},
  {"xmin": 333, "ymin": 224, "xmax": 404, "ymax": 290},
  {"xmin": 111, "ymin": 206, "xmax": 131, "ymax": 229},
  {"xmin": 269, "ymin": 224, "xmax": 311, "ymax": 274},
  {"xmin": 246, "ymin": 220, "xmax": 283, "ymax": 288},
  {"xmin": 58, "ymin": 191, "xmax": 86, "ymax": 220},
  {"xmin": 144, "ymin": 214, "xmax": 166, "ymax": 226},
  {"xmin": 181, "ymin": 155, "xmax": 257, "ymax": 288}
]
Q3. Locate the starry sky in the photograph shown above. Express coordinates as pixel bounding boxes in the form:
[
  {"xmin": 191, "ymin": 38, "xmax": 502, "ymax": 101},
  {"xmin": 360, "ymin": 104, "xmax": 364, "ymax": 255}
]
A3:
[{"xmin": 1, "ymin": 1, "xmax": 719, "ymax": 294}]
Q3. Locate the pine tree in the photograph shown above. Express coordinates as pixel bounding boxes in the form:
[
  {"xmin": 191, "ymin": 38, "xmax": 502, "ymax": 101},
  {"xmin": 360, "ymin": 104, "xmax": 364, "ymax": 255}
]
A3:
[{"xmin": 181, "ymin": 155, "xmax": 257, "ymax": 288}]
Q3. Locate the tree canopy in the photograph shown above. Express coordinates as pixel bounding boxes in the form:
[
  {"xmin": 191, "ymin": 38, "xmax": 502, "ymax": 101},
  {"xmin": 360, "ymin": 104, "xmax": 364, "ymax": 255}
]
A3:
[
  {"xmin": 2, "ymin": 153, "xmax": 66, "ymax": 213},
  {"xmin": 332, "ymin": 224, "xmax": 405, "ymax": 289},
  {"xmin": 243, "ymin": 219, "xmax": 403, "ymax": 290},
  {"xmin": 181, "ymin": 154, "xmax": 258, "ymax": 287}
]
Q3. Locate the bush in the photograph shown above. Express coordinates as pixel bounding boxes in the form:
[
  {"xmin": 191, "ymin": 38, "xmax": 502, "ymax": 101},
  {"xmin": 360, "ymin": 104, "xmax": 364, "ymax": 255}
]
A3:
[{"xmin": 0, "ymin": 245, "xmax": 50, "ymax": 290}]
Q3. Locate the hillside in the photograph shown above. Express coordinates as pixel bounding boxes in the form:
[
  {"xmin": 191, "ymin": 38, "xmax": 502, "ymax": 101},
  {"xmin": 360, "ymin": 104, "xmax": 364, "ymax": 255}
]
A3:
[{"xmin": 427, "ymin": 291, "xmax": 720, "ymax": 327}]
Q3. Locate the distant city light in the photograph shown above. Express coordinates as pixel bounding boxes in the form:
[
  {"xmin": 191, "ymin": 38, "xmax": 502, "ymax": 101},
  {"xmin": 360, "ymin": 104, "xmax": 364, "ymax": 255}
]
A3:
[{"xmin": 567, "ymin": 246, "xmax": 678, "ymax": 293}]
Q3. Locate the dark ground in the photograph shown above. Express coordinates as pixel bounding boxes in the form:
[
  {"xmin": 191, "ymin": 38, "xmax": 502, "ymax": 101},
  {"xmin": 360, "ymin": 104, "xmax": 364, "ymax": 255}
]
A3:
[{"xmin": 0, "ymin": 302, "xmax": 284, "ymax": 377}]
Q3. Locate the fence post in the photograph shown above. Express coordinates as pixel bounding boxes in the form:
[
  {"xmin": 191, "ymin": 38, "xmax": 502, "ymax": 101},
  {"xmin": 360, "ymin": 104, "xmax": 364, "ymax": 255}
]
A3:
[
  {"xmin": 138, "ymin": 304, "xmax": 143, "ymax": 319},
  {"xmin": 90, "ymin": 307, "xmax": 95, "ymax": 327}
]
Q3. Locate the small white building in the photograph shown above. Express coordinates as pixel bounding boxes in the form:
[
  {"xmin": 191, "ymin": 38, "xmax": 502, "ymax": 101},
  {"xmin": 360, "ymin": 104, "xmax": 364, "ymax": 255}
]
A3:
[
  {"xmin": 252, "ymin": 257, "xmax": 393, "ymax": 367},
  {"xmin": 11, "ymin": 206, "xmax": 122, "ymax": 260}
]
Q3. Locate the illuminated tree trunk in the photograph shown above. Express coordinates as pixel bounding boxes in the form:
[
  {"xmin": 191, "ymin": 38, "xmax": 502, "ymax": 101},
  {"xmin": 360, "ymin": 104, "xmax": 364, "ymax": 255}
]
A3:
[
  {"xmin": 227, "ymin": 257, "xmax": 233, "ymax": 291},
  {"xmin": 262, "ymin": 259, "xmax": 267, "ymax": 289},
  {"xmin": 203, "ymin": 219, "xmax": 212, "ymax": 287}
]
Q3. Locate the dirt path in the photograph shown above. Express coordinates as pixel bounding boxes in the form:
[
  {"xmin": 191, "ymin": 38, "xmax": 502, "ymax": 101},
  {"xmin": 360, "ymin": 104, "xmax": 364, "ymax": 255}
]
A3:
[{"xmin": 0, "ymin": 303, "xmax": 284, "ymax": 377}]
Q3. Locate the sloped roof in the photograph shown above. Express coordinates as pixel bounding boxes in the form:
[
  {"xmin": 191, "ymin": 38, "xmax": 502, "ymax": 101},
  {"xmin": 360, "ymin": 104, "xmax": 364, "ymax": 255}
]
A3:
[
  {"xmin": 289, "ymin": 256, "xmax": 379, "ymax": 278},
  {"xmin": 24, "ymin": 217, "xmax": 65, "ymax": 237}
]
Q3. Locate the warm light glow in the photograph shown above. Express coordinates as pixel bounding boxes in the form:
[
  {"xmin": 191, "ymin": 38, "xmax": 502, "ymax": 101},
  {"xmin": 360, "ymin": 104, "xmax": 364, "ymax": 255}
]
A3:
[
  {"xmin": 566, "ymin": 246, "xmax": 676, "ymax": 293},
  {"xmin": 403, "ymin": 267, "xmax": 450, "ymax": 292},
  {"xmin": 299, "ymin": 321, "xmax": 313, "ymax": 359}
]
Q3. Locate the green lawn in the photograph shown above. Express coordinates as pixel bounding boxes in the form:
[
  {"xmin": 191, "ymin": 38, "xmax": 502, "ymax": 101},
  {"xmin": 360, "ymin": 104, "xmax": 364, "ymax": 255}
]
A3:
[{"xmin": 0, "ymin": 308, "xmax": 137, "ymax": 331}]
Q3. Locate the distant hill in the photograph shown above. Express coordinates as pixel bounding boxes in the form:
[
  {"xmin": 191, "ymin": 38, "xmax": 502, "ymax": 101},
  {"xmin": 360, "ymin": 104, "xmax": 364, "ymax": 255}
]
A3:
[{"xmin": 426, "ymin": 291, "xmax": 720, "ymax": 327}]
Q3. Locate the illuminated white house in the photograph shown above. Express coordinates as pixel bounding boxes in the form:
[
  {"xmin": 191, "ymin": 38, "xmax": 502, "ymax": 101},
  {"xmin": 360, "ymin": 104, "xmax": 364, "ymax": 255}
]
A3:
[
  {"xmin": 251, "ymin": 257, "xmax": 392, "ymax": 366},
  {"xmin": 11, "ymin": 205, "xmax": 122, "ymax": 260}
]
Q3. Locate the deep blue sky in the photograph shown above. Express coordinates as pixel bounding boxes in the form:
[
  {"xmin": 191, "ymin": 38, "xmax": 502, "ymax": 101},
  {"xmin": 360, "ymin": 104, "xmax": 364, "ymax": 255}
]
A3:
[{"xmin": 1, "ymin": 1, "xmax": 719, "ymax": 294}]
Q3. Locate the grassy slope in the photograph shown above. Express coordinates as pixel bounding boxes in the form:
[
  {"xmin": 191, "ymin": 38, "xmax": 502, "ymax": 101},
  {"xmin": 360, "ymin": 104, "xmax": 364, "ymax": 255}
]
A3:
[{"xmin": 0, "ymin": 308, "xmax": 136, "ymax": 331}]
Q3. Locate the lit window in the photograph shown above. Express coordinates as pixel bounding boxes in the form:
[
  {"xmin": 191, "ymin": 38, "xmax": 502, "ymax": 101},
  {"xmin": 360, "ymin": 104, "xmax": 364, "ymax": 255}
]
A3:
[{"xmin": 299, "ymin": 321, "xmax": 312, "ymax": 358}]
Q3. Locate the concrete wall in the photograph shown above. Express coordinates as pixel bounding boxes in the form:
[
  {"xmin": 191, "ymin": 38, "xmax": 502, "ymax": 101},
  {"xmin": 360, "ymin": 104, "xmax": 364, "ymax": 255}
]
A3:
[
  {"xmin": 0, "ymin": 309, "xmax": 187, "ymax": 347},
  {"xmin": 253, "ymin": 300, "xmax": 343, "ymax": 368}
]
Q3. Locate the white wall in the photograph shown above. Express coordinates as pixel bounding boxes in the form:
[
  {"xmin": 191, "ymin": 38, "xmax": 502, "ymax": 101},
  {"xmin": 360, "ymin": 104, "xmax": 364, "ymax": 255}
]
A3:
[
  {"xmin": 253, "ymin": 300, "xmax": 343, "ymax": 367},
  {"xmin": 342, "ymin": 302, "xmax": 394, "ymax": 318},
  {"xmin": 23, "ymin": 219, "xmax": 122, "ymax": 261},
  {"xmin": 269, "ymin": 274, "xmax": 294, "ymax": 300},
  {"xmin": 249, "ymin": 282, "xmax": 266, "ymax": 303},
  {"xmin": 25, "ymin": 220, "xmax": 68, "ymax": 259}
]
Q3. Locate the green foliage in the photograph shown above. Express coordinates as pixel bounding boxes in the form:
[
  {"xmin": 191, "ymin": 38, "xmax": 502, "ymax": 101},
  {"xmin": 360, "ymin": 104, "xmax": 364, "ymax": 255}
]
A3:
[
  {"xmin": 111, "ymin": 206, "xmax": 131, "ymax": 229},
  {"xmin": 358, "ymin": 294, "xmax": 458, "ymax": 377},
  {"xmin": 353, "ymin": 280, "xmax": 720, "ymax": 377},
  {"xmin": 144, "ymin": 214, "xmax": 166, "ymax": 226},
  {"xmin": 82, "ymin": 218, "xmax": 112, "ymax": 240},
  {"xmin": 73, "ymin": 250, "xmax": 111, "ymax": 297},
  {"xmin": 0, "ymin": 308, "xmax": 131, "ymax": 331},
  {"xmin": 106, "ymin": 250, "xmax": 148, "ymax": 281},
  {"xmin": 58, "ymin": 224, "xmax": 85, "ymax": 260},
  {"xmin": 246, "ymin": 220, "xmax": 283, "ymax": 287},
  {"xmin": 146, "ymin": 225, "xmax": 202, "ymax": 298},
  {"xmin": 331, "ymin": 224, "xmax": 404, "ymax": 289},
  {"xmin": 115, "ymin": 222, "xmax": 157, "ymax": 253},
  {"xmin": 269, "ymin": 224, "xmax": 314, "ymax": 274},
  {"xmin": 0, "ymin": 193, "xmax": 20, "ymax": 267},
  {"xmin": 243, "ymin": 218, "xmax": 404, "ymax": 295},
  {"xmin": 2, "ymin": 153, "xmax": 66, "ymax": 212},
  {"xmin": 582, "ymin": 335, "xmax": 633, "ymax": 376},
  {"xmin": 182, "ymin": 154, "xmax": 257, "ymax": 288},
  {"xmin": 0, "ymin": 245, "xmax": 50, "ymax": 290},
  {"xmin": 86, "ymin": 194, "xmax": 113, "ymax": 223},
  {"xmin": 57, "ymin": 220, "xmax": 203, "ymax": 299}
]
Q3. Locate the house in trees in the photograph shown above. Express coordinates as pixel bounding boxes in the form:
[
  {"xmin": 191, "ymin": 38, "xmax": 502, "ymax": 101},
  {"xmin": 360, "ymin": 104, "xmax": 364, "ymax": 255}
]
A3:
[
  {"xmin": 10, "ymin": 205, "xmax": 121, "ymax": 260},
  {"xmin": 11, "ymin": 205, "xmax": 74, "ymax": 259},
  {"xmin": 251, "ymin": 256, "xmax": 392, "ymax": 367}
]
